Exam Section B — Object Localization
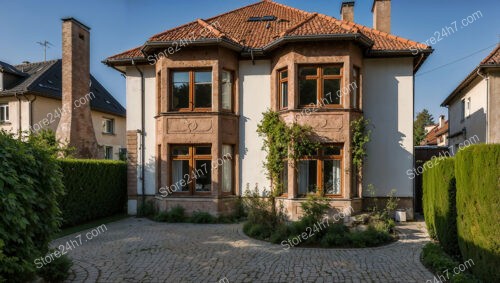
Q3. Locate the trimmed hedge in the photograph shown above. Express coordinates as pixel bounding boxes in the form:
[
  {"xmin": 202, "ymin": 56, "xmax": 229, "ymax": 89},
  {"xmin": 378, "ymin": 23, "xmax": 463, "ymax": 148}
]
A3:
[
  {"xmin": 455, "ymin": 144, "xmax": 500, "ymax": 282},
  {"xmin": 0, "ymin": 132, "xmax": 64, "ymax": 282},
  {"xmin": 422, "ymin": 157, "xmax": 458, "ymax": 256},
  {"xmin": 58, "ymin": 159, "xmax": 127, "ymax": 227}
]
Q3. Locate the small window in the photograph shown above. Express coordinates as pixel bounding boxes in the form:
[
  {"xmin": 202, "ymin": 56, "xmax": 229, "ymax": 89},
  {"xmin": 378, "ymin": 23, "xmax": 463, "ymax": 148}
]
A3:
[
  {"xmin": 278, "ymin": 69, "xmax": 288, "ymax": 109},
  {"xmin": 279, "ymin": 161, "xmax": 288, "ymax": 196},
  {"xmin": 0, "ymin": 104, "xmax": 9, "ymax": 122},
  {"xmin": 221, "ymin": 70, "xmax": 233, "ymax": 111},
  {"xmin": 465, "ymin": 97, "xmax": 471, "ymax": 118},
  {"xmin": 103, "ymin": 118, "xmax": 114, "ymax": 134},
  {"xmin": 104, "ymin": 146, "xmax": 113, "ymax": 160},
  {"xmin": 460, "ymin": 99, "xmax": 465, "ymax": 121}
]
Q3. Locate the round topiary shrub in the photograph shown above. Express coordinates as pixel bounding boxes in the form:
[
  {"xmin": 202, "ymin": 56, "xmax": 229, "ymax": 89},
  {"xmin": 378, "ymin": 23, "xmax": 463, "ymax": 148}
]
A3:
[{"xmin": 0, "ymin": 131, "xmax": 64, "ymax": 282}]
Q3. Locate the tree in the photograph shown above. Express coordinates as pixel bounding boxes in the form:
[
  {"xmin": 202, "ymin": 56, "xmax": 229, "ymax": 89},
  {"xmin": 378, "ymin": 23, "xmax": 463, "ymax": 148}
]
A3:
[{"xmin": 414, "ymin": 109, "xmax": 435, "ymax": 145}]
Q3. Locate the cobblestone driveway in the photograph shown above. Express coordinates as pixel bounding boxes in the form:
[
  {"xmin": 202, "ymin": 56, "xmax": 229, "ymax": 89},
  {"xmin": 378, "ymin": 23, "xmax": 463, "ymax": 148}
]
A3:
[{"xmin": 53, "ymin": 218, "xmax": 434, "ymax": 283}]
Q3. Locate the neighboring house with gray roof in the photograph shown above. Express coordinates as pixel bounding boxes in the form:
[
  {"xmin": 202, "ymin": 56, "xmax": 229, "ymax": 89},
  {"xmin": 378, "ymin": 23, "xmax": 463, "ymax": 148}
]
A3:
[
  {"xmin": 441, "ymin": 44, "xmax": 500, "ymax": 151},
  {"xmin": 0, "ymin": 59, "xmax": 126, "ymax": 160}
]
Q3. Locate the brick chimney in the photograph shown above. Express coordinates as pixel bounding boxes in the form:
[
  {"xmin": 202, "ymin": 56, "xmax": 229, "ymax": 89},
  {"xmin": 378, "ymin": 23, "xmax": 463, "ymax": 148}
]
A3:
[
  {"xmin": 340, "ymin": 1, "xmax": 355, "ymax": 22},
  {"xmin": 56, "ymin": 18, "xmax": 99, "ymax": 158},
  {"xmin": 372, "ymin": 0, "xmax": 391, "ymax": 33}
]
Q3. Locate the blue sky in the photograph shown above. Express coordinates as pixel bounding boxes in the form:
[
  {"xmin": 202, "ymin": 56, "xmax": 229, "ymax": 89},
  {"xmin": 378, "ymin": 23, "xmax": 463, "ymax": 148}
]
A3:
[{"xmin": 0, "ymin": 0, "xmax": 498, "ymax": 121}]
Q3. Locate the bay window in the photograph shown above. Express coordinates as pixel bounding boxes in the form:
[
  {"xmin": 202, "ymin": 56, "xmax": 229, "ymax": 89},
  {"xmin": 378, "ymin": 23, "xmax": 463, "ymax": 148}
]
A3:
[
  {"xmin": 297, "ymin": 144, "xmax": 343, "ymax": 197},
  {"xmin": 171, "ymin": 145, "xmax": 212, "ymax": 194},
  {"xmin": 299, "ymin": 65, "xmax": 343, "ymax": 107},
  {"xmin": 171, "ymin": 70, "xmax": 212, "ymax": 111}
]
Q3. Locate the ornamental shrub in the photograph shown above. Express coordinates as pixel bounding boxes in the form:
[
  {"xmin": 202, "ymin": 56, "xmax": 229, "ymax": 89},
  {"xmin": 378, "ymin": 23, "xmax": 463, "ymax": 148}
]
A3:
[
  {"xmin": 455, "ymin": 144, "xmax": 500, "ymax": 282},
  {"xmin": 57, "ymin": 159, "xmax": 127, "ymax": 227},
  {"xmin": 0, "ymin": 131, "xmax": 64, "ymax": 281}
]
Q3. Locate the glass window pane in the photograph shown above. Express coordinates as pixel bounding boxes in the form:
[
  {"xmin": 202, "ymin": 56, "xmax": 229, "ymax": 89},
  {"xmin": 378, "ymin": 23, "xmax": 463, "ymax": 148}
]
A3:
[
  {"xmin": 195, "ymin": 71, "xmax": 211, "ymax": 83},
  {"xmin": 299, "ymin": 79, "xmax": 317, "ymax": 105},
  {"xmin": 194, "ymin": 71, "xmax": 212, "ymax": 108},
  {"xmin": 324, "ymin": 66, "xmax": 341, "ymax": 75},
  {"xmin": 172, "ymin": 71, "xmax": 189, "ymax": 109},
  {"xmin": 299, "ymin": 67, "xmax": 317, "ymax": 77},
  {"xmin": 195, "ymin": 160, "xmax": 211, "ymax": 192},
  {"xmin": 324, "ymin": 145, "xmax": 341, "ymax": 156},
  {"xmin": 195, "ymin": 146, "xmax": 211, "ymax": 155},
  {"xmin": 173, "ymin": 71, "xmax": 189, "ymax": 82},
  {"xmin": 222, "ymin": 71, "xmax": 232, "ymax": 110},
  {"xmin": 172, "ymin": 146, "xmax": 189, "ymax": 156},
  {"xmin": 324, "ymin": 79, "xmax": 341, "ymax": 104},
  {"xmin": 172, "ymin": 160, "xmax": 190, "ymax": 192},
  {"xmin": 281, "ymin": 82, "xmax": 288, "ymax": 108},
  {"xmin": 280, "ymin": 161, "xmax": 288, "ymax": 195},
  {"xmin": 298, "ymin": 160, "xmax": 317, "ymax": 195},
  {"xmin": 222, "ymin": 145, "xmax": 233, "ymax": 193},
  {"xmin": 280, "ymin": 70, "xmax": 288, "ymax": 79},
  {"xmin": 323, "ymin": 159, "xmax": 341, "ymax": 195}
]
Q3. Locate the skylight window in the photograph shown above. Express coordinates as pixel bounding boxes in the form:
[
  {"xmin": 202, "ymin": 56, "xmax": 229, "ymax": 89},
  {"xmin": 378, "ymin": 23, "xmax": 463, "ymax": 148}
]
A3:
[{"xmin": 247, "ymin": 15, "xmax": 277, "ymax": 22}]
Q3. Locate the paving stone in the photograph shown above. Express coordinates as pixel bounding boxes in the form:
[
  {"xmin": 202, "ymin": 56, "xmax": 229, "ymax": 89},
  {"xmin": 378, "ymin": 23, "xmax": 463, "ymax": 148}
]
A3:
[{"xmin": 51, "ymin": 218, "xmax": 434, "ymax": 282}]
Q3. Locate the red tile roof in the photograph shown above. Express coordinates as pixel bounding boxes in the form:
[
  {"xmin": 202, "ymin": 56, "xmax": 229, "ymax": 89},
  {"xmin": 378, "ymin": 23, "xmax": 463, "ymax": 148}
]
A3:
[
  {"xmin": 421, "ymin": 121, "xmax": 449, "ymax": 146},
  {"xmin": 442, "ymin": 44, "xmax": 500, "ymax": 106},
  {"xmin": 106, "ymin": 0, "xmax": 430, "ymax": 61}
]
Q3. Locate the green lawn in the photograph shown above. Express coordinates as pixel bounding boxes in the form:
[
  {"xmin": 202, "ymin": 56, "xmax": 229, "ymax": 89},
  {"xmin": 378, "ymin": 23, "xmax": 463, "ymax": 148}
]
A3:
[{"xmin": 55, "ymin": 214, "xmax": 129, "ymax": 238}]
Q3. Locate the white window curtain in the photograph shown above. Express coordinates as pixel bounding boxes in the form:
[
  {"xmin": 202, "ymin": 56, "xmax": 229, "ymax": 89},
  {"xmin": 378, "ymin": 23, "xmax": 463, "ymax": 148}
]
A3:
[
  {"xmin": 221, "ymin": 145, "xmax": 232, "ymax": 193},
  {"xmin": 221, "ymin": 71, "xmax": 232, "ymax": 110},
  {"xmin": 331, "ymin": 160, "xmax": 341, "ymax": 194},
  {"xmin": 172, "ymin": 160, "xmax": 185, "ymax": 192}
]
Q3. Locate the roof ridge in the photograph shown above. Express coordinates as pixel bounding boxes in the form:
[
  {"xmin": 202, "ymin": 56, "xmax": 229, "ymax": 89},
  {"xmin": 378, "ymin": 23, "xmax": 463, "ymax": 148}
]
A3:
[
  {"xmin": 196, "ymin": 18, "xmax": 240, "ymax": 43},
  {"xmin": 197, "ymin": 19, "xmax": 223, "ymax": 37},
  {"xmin": 148, "ymin": 20, "xmax": 200, "ymax": 41},
  {"xmin": 480, "ymin": 44, "xmax": 500, "ymax": 65},
  {"xmin": 315, "ymin": 13, "xmax": 359, "ymax": 33},
  {"xmin": 264, "ymin": 0, "xmax": 312, "ymax": 17},
  {"xmin": 204, "ymin": 1, "xmax": 269, "ymax": 22},
  {"xmin": 281, "ymin": 12, "xmax": 318, "ymax": 37},
  {"xmin": 14, "ymin": 59, "xmax": 60, "ymax": 68},
  {"xmin": 350, "ymin": 22, "xmax": 427, "ymax": 49},
  {"xmin": 108, "ymin": 46, "xmax": 142, "ymax": 59}
]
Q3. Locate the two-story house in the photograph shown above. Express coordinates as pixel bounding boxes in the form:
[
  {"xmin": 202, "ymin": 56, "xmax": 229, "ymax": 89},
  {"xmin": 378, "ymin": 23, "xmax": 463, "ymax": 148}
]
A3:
[
  {"xmin": 441, "ymin": 44, "xmax": 500, "ymax": 151},
  {"xmin": 105, "ymin": 0, "xmax": 431, "ymax": 219},
  {"xmin": 0, "ymin": 18, "xmax": 126, "ymax": 159}
]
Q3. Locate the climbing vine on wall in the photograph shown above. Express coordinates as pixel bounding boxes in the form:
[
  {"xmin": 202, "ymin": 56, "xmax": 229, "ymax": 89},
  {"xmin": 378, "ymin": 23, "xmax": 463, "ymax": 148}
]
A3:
[
  {"xmin": 351, "ymin": 116, "xmax": 371, "ymax": 172},
  {"xmin": 257, "ymin": 110, "xmax": 319, "ymax": 195}
]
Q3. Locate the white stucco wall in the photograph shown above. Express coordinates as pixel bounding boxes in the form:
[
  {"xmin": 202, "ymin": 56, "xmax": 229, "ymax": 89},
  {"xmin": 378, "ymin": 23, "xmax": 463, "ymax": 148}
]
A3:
[
  {"xmin": 362, "ymin": 58, "xmax": 414, "ymax": 197},
  {"xmin": 239, "ymin": 60, "xmax": 271, "ymax": 195},
  {"xmin": 447, "ymin": 78, "xmax": 487, "ymax": 151},
  {"xmin": 126, "ymin": 66, "xmax": 157, "ymax": 214}
]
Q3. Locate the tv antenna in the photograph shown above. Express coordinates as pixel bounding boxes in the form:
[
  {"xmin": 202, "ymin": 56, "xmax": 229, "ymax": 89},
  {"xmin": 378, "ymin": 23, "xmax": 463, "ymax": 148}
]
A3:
[{"xmin": 37, "ymin": 40, "xmax": 53, "ymax": 61}]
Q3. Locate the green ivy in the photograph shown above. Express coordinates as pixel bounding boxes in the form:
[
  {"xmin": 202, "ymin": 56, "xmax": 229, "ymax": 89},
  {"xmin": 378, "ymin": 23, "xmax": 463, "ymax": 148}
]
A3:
[
  {"xmin": 351, "ymin": 117, "xmax": 371, "ymax": 172},
  {"xmin": 257, "ymin": 110, "xmax": 319, "ymax": 195}
]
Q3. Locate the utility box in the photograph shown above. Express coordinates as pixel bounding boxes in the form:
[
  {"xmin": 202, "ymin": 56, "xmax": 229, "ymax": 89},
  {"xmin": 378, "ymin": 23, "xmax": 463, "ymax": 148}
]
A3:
[{"xmin": 395, "ymin": 209, "xmax": 407, "ymax": 222}]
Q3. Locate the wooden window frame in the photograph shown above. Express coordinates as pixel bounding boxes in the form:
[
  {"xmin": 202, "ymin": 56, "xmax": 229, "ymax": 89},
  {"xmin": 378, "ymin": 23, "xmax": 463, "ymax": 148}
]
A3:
[
  {"xmin": 170, "ymin": 144, "xmax": 212, "ymax": 195},
  {"xmin": 279, "ymin": 160, "xmax": 288, "ymax": 197},
  {"xmin": 297, "ymin": 144, "xmax": 343, "ymax": 198},
  {"xmin": 298, "ymin": 65, "xmax": 343, "ymax": 108},
  {"xmin": 170, "ymin": 69, "xmax": 212, "ymax": 112},
  {"xmin": 278, "ymin": 68, "xmax": 288, "ymax": 110},
  {"xmin": 221, "ymin": 69, "xmax": 235, "ymax": 113}
]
